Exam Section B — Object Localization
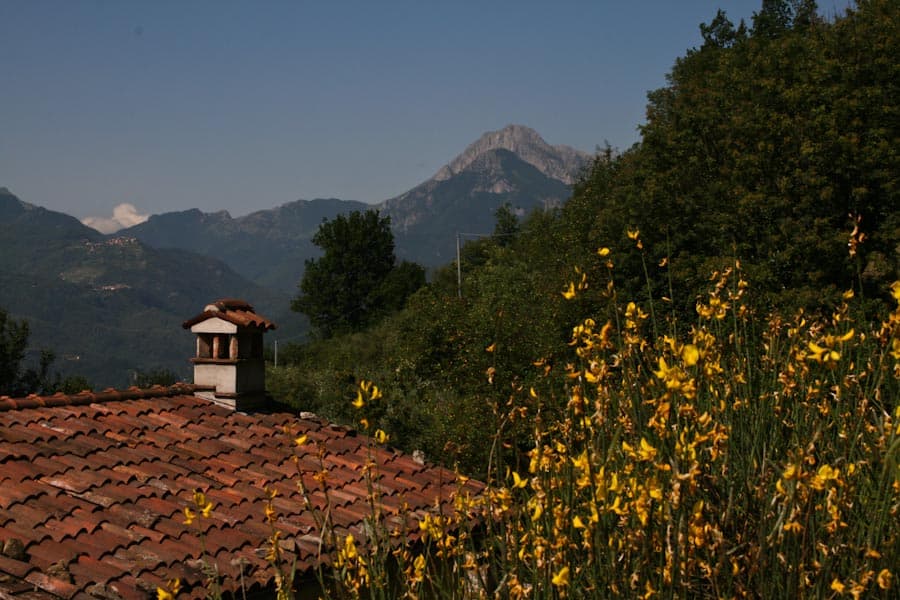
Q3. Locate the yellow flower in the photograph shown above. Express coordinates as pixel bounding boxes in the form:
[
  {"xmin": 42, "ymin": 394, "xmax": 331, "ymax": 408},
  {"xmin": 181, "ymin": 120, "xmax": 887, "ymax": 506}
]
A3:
[
  {"xmin": 552, "ymin": 566, "xmax": 570, "ymax": 587},
  {"xmin": 877, "ymin": 569, "xmax": 892, "ymax": 590},
  {"xmin": 562, "ymin": 281, "xmax": 576, "ymax": 300},
  {"xmin": 813, "ymin": 464, "xmax": 840, "ymax": 489},
  {"xmin": 830, "ymin": 578, "xmax": 845, "ymax": 594},
  {"xmin": 528, "ymin": 497, "xmax": 543, "ymax": 520},
  {"xmin": 192, "ymin": 490, "xmax": 207, "ymax": 508},
  {"xmin": 201, "ymin": 501, "xmax": 214, "ymax": 518},
  {"xmin": 682, "ymin": 344, "xmax": 700, "ymax": 367},
  {"xmin": 156, "ymin": 579, "xmax": 180, "ymax": 600},
  {"xmin": 182, "ymin": 507, "xmax": 196, "ymax": 526},
  {"xmin": 597, "ymin": 247, "xmax": 611, "ymax": 257},
  {"xmin": 627, "ymin": 228, "xmax": 640, "ymax": 240},
  {"xmin": 807, "ymin": 341, "xmax": 840, "ymax": 366},
  {"xmin": 343, "ymin": 533, "xmax": 358, "ymax": 560},
  {"xmin": 294, "ymin": 434, "xmax": 308, "ymax": 446},
  {"xmin": 412, "ymin": 554, "xmax": 426, "ymax": 582},
  {"xmin": 573, "ymin": 515, "xmax": 586, "ymax": 529},
  {"xmin": 783, "ymin": 521, "xmax": 803, "ymax": 533},
  {"xmin": 352, "ymin": 390, "xmax": 366, "ymax": 409},
  {"xmin": 638, "ymin": 437, "xmax": 658, "ymax": 461},
  {"xmin": 374, "ymin": 429, "xmax": 389, "ymax": 445},
  {"xmin": 485, "ymin": 342, "xmax": 496, "ymax": 353},
  {"xmin": 511, "ymin": 471, "xmax": 527, "ymax": 489},
  {"xmin": 783, "ymin": 464, "xmax": 800, "ymax": 480}
]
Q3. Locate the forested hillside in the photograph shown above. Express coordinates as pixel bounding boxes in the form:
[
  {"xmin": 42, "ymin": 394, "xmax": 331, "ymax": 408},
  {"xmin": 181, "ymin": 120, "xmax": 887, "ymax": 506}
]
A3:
[
  {"xmin": 0, "ymin": 189, "xmax": 300, "ymax": 387},
  {"xmin": 271, "ymin": 0, "xmax": 899, "ymax": 475}
]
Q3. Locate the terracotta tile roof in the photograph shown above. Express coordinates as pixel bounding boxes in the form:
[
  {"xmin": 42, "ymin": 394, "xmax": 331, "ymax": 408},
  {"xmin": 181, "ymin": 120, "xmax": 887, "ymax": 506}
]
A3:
[
  {"xmin": 0, "ymin": 385, "xmax": 483, "ymax": 599},
  {"xmin": 181, "ymin": 299, "xmax": 276, "ymax": 331}
]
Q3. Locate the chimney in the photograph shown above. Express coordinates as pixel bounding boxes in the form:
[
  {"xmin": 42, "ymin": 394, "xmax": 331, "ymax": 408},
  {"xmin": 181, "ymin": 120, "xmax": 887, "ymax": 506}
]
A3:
[{"xmin": 182, "ymin": 299, "xmax": 276, "ymax": 411}]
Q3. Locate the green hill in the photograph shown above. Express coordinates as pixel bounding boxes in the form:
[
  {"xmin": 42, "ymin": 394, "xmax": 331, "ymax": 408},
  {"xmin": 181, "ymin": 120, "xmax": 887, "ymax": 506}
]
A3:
[{"xmin": 0, "ymin": 188, "xmax": 303, "ymax": 387}]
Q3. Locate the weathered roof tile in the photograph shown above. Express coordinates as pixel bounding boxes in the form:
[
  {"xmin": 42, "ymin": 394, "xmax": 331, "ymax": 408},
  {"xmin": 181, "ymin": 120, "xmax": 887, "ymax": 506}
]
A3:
[{"xmin": 0, "ymin": 386, "xmax": 483, "ymax": 598}]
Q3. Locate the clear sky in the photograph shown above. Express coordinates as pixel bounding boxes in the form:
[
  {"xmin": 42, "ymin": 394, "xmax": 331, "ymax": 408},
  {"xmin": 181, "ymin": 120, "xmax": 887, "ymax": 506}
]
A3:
[{"xmin": 1, "ymin": 1, "xmax": 774, "ymax": 227}]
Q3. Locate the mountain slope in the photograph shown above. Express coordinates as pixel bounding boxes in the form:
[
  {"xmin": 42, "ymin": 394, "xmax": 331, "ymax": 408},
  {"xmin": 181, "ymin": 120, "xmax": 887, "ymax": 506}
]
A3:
[
  {"xmin": 381, "ymin": 148, "xmax": 573, "ymax": 265},
  {"xmin": 120, "ymin": 198, "xmax": 369, "ymax": 293},
  {"xmin": 0, "ymin": 188, "xmax": 301, "ymax": 387}
]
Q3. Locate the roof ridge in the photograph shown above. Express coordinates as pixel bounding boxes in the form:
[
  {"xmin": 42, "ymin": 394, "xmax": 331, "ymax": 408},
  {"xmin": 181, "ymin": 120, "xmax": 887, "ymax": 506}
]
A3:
[{"xmin": 0, "ymin": 383, "xmax": 208, "ymax": 412}]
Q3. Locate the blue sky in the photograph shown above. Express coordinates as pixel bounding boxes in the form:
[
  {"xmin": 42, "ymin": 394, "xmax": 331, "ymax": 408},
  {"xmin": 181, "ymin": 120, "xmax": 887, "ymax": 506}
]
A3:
[{"xmin": 1, "ymin": 1, "xmax": 783, "ymax": 226}]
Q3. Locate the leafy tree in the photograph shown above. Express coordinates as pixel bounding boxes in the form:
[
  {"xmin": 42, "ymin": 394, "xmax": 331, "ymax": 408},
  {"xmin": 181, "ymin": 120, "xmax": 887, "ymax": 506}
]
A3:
[
  {"xmin": 0, "ymin": 308, "xmax": 30, "ymax": 395},
  {"xmin": 292, "ymin": 210, "xmax": 425, "ymax": 338},
  {"xmin": 492, "ymin": 203, "xmax": 520, "ymax": 246},
  {"xmin": 57, "ymin": 374, "xmax": 92, "ymax": 394},
  {"xmin": 376, "ymin": 261, "xmax": 426, "ymax": 315},
  {"xmin": 700, "ymin": 9, "xmax": 746, "ymax": 49},
  {"xmin": 0, "ymin": 308, "xmax": 83, "ymax": 396},
  {"xmin": 575, "ymin": 0, "xmax": 899, "ymax": 315},
  {"xmin": 132, "ymin": 368, "xmax": 181, "ymax": 388}
]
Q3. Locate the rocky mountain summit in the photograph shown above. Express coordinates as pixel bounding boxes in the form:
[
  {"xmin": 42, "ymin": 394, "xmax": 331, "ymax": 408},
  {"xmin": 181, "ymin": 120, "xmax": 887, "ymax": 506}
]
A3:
[
  {"xmin": 378, "ymin": 126, "xmax": 589, "ymax": 265},
  {"xmin": 432, "ymin": 124, "xmax": 591, "ymax": 185}
]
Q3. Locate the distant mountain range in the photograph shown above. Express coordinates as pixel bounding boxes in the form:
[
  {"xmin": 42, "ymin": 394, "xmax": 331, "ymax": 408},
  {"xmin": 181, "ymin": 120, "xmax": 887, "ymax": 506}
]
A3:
[
  {"xmin": 0, "ymin": 125, "xmax": 592, "ymax": 386},
  {"xmin": 119, "ymin": 124, "xmax": 591, "ymax": 286},
  {"xmin": 119, "ymin": 199, "xmax": 369, "ymax": 294}
]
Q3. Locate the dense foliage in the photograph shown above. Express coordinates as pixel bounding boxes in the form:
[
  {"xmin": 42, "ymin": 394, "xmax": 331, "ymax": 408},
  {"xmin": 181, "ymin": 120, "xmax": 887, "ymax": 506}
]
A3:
[
  {"xmin": 604, "ymin": 0, "xmax": 899, "ymax": 314},
  {"xmin": 281, "ymin": 266, "xmax": 898, "ymax": 599},
  {"xmin": 271, "ymin": 1, "xmax": 898, "ymax": 480},
  {"xmin": 0, "ymin": 307, "xmax": 90, "ymax": 396},
  {"xmin": 292, "ymin": 210, "xmax": 425, "ymax": 339}
]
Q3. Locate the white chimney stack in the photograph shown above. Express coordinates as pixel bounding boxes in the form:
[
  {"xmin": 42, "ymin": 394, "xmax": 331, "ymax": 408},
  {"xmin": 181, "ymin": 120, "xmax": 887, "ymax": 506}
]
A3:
[{"xmin": 182, "ymin": 299, "xmax": 276, "ymax": 411}]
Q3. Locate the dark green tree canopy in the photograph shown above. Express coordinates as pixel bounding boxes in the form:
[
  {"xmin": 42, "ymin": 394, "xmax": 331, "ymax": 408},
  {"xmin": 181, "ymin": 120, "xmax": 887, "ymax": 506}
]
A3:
[
  {"xmin": 582, "ymin": 0, "xmax": 899, "ymax": 314},
  {"xmin": 0, "ymin": 308, "xmax": 30, "ymax": 395},
  {"xmin": 292, "ymin": 210, "xmax": 424, "ymax": 338},
  {"xmin": 493, "ymin": 203, "xmax": 520, "ymax": 246},
  {"xmin": 0, "ymin": 308, "xmax": 81, "ymax": 396}
]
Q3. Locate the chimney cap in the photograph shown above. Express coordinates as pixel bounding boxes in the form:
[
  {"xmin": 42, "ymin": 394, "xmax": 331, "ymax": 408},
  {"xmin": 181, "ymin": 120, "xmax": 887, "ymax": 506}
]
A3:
[
  {"xmin": 205, "ymin": 298, "xmax": 255, "ymax": 312},
  {"xmin": 182, "ymin": 298, "xmax": 276, "ymax": 331}
]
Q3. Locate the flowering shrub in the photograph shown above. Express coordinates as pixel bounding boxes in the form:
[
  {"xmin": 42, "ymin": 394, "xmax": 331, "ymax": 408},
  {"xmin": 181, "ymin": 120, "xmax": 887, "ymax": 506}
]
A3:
[
  {"xmin": 320, "ymin": 251, "xmax": 898, "ymax": 598},
  {"xmin": 175, "ymin": 244, "xmax": 900, "ymax": 598}
]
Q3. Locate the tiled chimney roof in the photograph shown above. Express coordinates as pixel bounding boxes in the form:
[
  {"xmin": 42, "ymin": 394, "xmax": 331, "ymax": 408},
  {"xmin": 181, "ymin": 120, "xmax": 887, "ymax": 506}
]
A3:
[
  {"xmin": 182, "ymin": 299, "xmax": 276, "ymax": 331},
  {"xmin": 0, "ymin": 386, "xmax": 483, "ymax": 599}
]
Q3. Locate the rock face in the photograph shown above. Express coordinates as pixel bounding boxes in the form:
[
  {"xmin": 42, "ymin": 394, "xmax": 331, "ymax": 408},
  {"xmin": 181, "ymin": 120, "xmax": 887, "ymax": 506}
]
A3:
[
  {"xmin": 432, "ymin": 124, "xmax": 591, "ymax": 185},
  {"xmin": 379, "ymin": 145, "xmax": 575, "ymax": 266}
]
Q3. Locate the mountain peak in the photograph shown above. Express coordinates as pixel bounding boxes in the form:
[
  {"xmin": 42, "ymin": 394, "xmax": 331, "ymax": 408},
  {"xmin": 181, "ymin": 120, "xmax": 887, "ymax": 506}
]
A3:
[{"xmin": 433, "ymin": 125, "xmax": 591, "ymax": 185}]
